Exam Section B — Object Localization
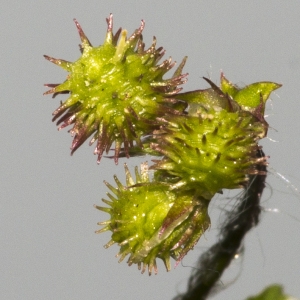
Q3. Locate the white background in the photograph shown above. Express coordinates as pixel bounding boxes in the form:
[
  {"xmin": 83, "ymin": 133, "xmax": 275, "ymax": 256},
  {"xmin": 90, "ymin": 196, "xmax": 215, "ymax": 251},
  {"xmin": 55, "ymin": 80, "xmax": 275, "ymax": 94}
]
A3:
[{"xmin": 1, "ymin": 1, "xmax": 300, "ymax": 299}]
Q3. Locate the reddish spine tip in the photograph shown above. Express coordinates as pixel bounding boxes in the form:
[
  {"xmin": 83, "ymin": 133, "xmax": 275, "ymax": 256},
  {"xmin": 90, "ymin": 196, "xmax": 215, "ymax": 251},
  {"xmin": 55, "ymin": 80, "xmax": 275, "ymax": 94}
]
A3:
[
  {"xmin": 106, "ymin": 13, "xmax": 113, "ymax": 32},
  {"xmin": 73, "ymin": 18, "xmax": 91, "ymax": 46},
  {"xmin": 43, "ymin": 88, "xmax": 56, "ymax": 95}
]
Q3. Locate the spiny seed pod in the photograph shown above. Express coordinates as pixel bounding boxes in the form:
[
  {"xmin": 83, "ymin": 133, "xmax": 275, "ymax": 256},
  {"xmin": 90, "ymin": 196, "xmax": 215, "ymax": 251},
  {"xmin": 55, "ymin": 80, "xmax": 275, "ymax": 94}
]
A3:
[
  {"xmin": 95, "ymin": 162, "xmax": 210, "ymax": 275},
  {"xmin": 151, "ymin": 112, "xmax": 265, "ymax": 199},
  {"xmin": 44, "ymin": 14, "xmax": 188, "ymax": 164},
  {"xmin": 151, "ymin": 76, "xmax": 280, "ymax": 198}
]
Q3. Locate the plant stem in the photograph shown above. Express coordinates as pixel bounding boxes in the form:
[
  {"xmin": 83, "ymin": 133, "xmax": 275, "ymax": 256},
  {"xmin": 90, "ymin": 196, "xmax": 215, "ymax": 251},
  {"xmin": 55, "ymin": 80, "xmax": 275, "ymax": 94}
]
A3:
[{"xmin": 174, "ymin": 150, "xmax": 267, "ymax": 300}]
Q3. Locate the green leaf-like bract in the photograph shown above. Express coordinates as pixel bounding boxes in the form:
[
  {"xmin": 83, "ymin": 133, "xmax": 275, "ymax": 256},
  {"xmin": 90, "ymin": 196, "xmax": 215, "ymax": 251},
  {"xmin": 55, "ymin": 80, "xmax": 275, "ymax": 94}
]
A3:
[{"xmin": 246, "ymin": 284, "xmax": 296, "ymax": 300}]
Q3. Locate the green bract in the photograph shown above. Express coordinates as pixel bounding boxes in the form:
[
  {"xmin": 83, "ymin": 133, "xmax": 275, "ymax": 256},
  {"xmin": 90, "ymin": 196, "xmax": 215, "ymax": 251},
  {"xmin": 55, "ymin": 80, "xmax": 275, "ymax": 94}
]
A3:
[
  {"xmin": 220, "ymin": 73, "xmax": 281, "ymax": 112},
  {"xmin": 44, "ymin": 14, "xmax": 187, "ymax": 163},
  {"xmin": 246, "ymin": 284, "xmax": 296, "ymax": 300}
]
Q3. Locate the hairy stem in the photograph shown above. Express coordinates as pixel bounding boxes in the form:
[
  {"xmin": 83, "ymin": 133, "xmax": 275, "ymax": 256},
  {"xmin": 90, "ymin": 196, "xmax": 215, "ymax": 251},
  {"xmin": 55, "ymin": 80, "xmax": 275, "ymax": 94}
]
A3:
[{"xmin": 174, "ymin": 149, "xmax": 267, "ymax": 300}]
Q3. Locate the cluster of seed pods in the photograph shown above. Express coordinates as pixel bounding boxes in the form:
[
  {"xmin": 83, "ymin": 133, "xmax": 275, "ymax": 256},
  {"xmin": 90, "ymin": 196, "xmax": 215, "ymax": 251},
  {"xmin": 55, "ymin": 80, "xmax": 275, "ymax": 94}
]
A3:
[{"xmin": 44, "ymin": 14, "xmax": 280, "ymax": 275}]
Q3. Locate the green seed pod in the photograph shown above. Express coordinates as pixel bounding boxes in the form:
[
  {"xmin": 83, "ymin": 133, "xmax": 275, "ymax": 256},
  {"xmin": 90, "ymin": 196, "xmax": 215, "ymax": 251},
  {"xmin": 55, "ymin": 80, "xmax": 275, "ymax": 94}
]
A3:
[
  {"xmin": 44, "ymin": 14, "xmax": 187, "ymax": 163},
  {"xmin": 95, "ymin": 163, "xmax": 210, "ymax": 275},
  {"xmin": 151, "ymin": 76, "xmax": 279, "ymax": 199},
  {"xmin": 151, "ymin": 113, "xmax": 265, "ymax": 199}
]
